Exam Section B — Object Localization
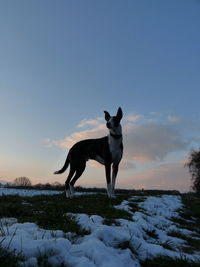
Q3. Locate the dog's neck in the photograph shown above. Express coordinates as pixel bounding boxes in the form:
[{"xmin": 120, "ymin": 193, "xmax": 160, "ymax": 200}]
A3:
[
  {"xmin": 110, "ymin": 132, "xmax": 122, "ymax": 139},
  {"xmin": 109, "ymin": 125, "xmax": 122, "ymax": 140}
]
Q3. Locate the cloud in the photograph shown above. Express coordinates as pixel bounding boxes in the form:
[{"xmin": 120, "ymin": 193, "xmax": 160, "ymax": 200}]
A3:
[
  {"xmin": 125, "ymin": 114, "xmax": 141, "ymax": 122},
  {"xmin": 120, "ymin": 160, "xmax": 136, "ymax": 170},
  {"xmin": 123, "ymin": 123, "xmax": 187, "ymax": 162},
  {"xmin": 88, "ymin": 159, "xmax": 136, "ymax": 170},
  {"xmin": 45, "ymin": 113, "xmax": 189, "ymax": 167},
  {"xmin": 119, "ymin": 159, "xmax": 191, "ymax": 192},
  {"xmin": 167, "ymin": 116, "xmax": 181, "ymax": 123},
  {"xmin": 70, "ymin": 159, "xmax": 191, "ymax": 193},
  {"xmin": 77, "ymin": 117, "xmax": 103, "ymax": 128},
  {"xmin": 46, "ymin": 123, "xmax": 107, "ymax": 149}
]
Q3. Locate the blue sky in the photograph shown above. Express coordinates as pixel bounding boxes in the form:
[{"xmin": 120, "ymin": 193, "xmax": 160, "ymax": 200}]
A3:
[{"xmin": 0, "ymin": 0, "xmax": 200, "ymax": 191}]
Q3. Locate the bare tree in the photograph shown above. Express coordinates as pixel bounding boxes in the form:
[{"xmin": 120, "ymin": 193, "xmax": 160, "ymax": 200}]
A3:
[
  {"xmin": 185, "ymin": 149, "xmax": 200, "ymax": 194},
  {"xmin": 14, "ymin": 177, "xmax": 32, "ymax": 187}
]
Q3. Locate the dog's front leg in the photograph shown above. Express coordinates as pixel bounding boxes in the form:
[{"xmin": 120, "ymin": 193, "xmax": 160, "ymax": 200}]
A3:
[
  {"xmin": 105, "ymin": 164, "xmax": 112, "ymax": 198},
  {"xmin": 111, "ymin": 163, "xmax": 119, "ymax": 198}
]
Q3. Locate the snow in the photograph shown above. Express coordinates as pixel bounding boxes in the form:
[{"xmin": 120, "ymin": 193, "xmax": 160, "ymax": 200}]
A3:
[
  {"xmin": 0, "ymin": 195, "xmax": 200, "ymax": 266},
  {"xmin": 0, "ymin": 188, "xmax": 94, "ymax": 197},
  {"xmin": 0, "ymin": 188, "xmax": 61, "ymax": 197}
]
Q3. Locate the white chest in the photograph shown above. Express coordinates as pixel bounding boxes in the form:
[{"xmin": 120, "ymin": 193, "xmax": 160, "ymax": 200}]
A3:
[{"xmin": 108, "ymin": 136, "xmax": 122, "ymax": 163}]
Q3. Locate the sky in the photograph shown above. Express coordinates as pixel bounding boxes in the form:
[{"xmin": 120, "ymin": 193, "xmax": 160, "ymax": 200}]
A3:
[{"xmin": 0, "ymin": 0, "xmax": 200, "ymax": 192}]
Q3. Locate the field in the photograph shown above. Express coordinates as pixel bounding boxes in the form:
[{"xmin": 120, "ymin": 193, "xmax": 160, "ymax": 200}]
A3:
[{"xmin": 0, "ymin": 189, "xmax": 200, "ymax": 267}]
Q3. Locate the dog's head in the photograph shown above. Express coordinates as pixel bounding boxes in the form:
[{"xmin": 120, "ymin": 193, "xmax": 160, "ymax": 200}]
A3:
[{"xmin": 104, "ymin": 107, "xmax": 123, "ymax": 135}]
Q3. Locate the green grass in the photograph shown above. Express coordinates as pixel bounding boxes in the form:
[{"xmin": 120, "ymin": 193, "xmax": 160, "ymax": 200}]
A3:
[
  {"xmin": 171, "ymin": 194, "xmax": 200, "ymax": 235},
  {"xmin": 167, "ymin": 194, "xmax": 200, "ymax": 255},
  {"xmin": 141, "ymin": 255, "xmax": 200, "ymax": 267},
  {"xmin": 145, "ymin": 229, "xmax": 158, "ymax": 239},
  {"xmin": 117, "ymin": 240, "xmax": 139, "ymax": 256},
  {"xmin": 0, "ymin": 193, "xmax": 132, "ymax": 266},
  {"xmin": 1, "ymin": 192, "xmax": 200, "ymax": 267},
  {"xmin": 129, "ymin": 200, "xmax": 143, "ymax": 213},
  {"xmin": 0, "ymin": 246, "xmax": 22, "ymax": 267},
  {"xmin": 181, "ymin": 194, "xmax": 200, "ymax": 231},
  {"xmin": 0, "ymin": 193, "xmax": 131, "ymax": 234},
  {"xmin": 168, "ymin": 230, "xmax": 200, "ymax": 254}
]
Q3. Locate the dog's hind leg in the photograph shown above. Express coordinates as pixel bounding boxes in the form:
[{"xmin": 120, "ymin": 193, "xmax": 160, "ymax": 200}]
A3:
[
  {"xmin": 65, "ymin": 166, "xmax": 76, "ymax": 198},
  {"xmin": 70, "ymin": 161, "xmax": 86, "ymax": 197}
]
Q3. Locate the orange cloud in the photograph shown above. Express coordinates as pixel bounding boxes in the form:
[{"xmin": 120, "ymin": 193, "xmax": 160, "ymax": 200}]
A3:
[
  {"xmin": 117, "ymin": 160, "xmax": 191, "ymax": 192},
  {"xmin": 123, "ymin": 123, "xmax": 187, "ymax": 162},
  {"xmin": 131, "ymin": 156, "xmax": 152, "ymax": 162},
  {"xmin": 167, "ymin": 116, "xmax": 181, "ymax": 123},
  {"xmin": 77, "ymin": 117, "xmax": 103, "ymax": 128}
]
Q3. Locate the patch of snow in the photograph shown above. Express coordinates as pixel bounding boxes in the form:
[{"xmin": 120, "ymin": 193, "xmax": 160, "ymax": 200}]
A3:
[
  {"xmin": 0, "ymin": 195, "xmax": 200, "ymax": 266},
  {"xmin": 0, "ymin": 188, "xmax": 95, "ymax": 197},
  {"xmin": 74, "ymin": 195, "xmax": 200, "ymax": 263},
  {"xmin": 0, "ymin": 188, "xmax": 61, "ymax": 197},
  {"xmin": 114, "ymin": 199, "xmax": 132, "ymax": 213},
  {"xmin": 138, "ymin": 195, "xmax": 182, "ymax": 218}
]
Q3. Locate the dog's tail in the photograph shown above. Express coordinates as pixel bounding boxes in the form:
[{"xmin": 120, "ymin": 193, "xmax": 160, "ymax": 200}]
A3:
[{"xmin": 54, "ymin": 154, "xmax": 70, "ymax": 174}]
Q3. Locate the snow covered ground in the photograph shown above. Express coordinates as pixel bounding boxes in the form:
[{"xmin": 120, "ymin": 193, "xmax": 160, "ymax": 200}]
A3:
[
  {"xmin": 0, "ymin": 188, "xmax": 62, "ymax": 197},
  {"xmin": 0, "ymin": 188, "xmax": 94, "ymax": 197},
  {"xmin": 0, "ymin": 195, "xmax": 200, "ymax": 266}
]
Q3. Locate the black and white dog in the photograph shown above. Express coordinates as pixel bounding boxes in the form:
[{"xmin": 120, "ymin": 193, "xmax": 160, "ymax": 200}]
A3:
[{"xmin": 54, "ymin": 107, "xmax": 123, "ymax": 198}]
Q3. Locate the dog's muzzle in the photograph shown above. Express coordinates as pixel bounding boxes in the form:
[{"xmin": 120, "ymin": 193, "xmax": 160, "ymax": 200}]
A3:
[{"xmin": 106, "ymin": 122, "xmax": 111, "ymax": 129}]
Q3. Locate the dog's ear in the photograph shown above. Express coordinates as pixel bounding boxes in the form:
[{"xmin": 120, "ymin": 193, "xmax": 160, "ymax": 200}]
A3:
[
  {"xmin": 116, "ymin": 107, "xmax": 123, "ymax": 121},
  {"xmin": 104, "ymin": 111, "xmax": 111, "ymax": 121}
]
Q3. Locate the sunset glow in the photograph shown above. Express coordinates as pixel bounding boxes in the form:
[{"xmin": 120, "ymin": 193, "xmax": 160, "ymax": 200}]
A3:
[{"xmin": 1, "ymin": 1, "xmax": 200, "ymax": 192}]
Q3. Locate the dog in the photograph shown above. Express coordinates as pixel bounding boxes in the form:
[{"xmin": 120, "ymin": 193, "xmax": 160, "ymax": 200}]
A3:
[{"xmin": 54, "ymin": 107, "xmax": 123, "ymax": 198}]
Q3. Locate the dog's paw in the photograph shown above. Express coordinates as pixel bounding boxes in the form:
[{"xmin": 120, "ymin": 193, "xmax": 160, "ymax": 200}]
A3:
[
  {"xmin": 65, "ymin": 189, "xmax": 71, "ymax": 198},
  {"xmin": 108, "ymin": 194, "xmax": 116, "ymax": 199},
  {"xmin": 69, "ymin": 184, "xmax": 75, "ymax": 197}
]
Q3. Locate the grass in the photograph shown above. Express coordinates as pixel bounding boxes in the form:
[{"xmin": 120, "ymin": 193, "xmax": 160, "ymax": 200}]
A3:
[
  {"xmin": 0, "ymin": 193, "xmax": 132, "ymax": 266},
  {"xmin": 141, "ymin": 255, "xmax": 200, "ymax": 267},
  {"xmin": 180, "ymin": 194, "xmax": 200, "ymax": 233},
  {"xmin": 168, "ymin": 230, "xmax": 200, "ymax": 254},
  {"xmin": 145, "ymin": 229, "xmax": 158, "ymax": 239},
  {"xmin": 157, "ymin": 240, "xmax": 175, "ymax": 251},
  {"xmin": 117, "ymin": 240, "xmax": 139, "ymax": 256},
  {"xmin": 0, "ymin": 193, "xmax": 131, "ymax": 234},
  {"xmin": 170, "ymin": 194, "xmax": 200, "ymax": 254},
  {"xmin": 0, "ymin": 192, "xmax": 200, "ymax": 266},
  {"xmin": 0, "ymin": 246, "xmax": 22, "ymax": 267},
  {"xmin": 129, "ymin": 200, "xmax": 143, "ymax": 213}
]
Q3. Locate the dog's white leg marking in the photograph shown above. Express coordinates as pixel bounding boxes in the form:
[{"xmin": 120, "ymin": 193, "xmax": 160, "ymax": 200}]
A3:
[
  {"xmin": 65, "ymin": 190, "xmax": 70, "ymax": 198},
  {"xmin": 111, "ymin": 164, "xmax": 119, "ymax": 198},
  {"xmin": 111, "ymin": 174, "xmax": 116, "ymax": 198},
  {"xmin": 69, "ymin": 184, "xmax": 74, "ymax": 197},
  {"xmin": 107, "ymin": 183, "xmax": 112, "ymax": 198}
]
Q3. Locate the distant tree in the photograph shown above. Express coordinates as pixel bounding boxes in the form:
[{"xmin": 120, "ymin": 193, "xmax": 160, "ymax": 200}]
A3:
[
  {"xmin": 185, "ymin": 149, "xmax": 200, "ymax": 195},
  {"xmin": 14, "ymin": 177, "xmax": 32, "ymax": 187},
  {"xmin": 43, "ymin": 183, "xmax": 51, "ymax": 190},
  {"xmin": 34, "ymin": 183, "xmax": 43, "ymax": 189},
  {"xmin": 53, "ymin": 181, "xmax": 61, "ymax": 187},
  {"xmin": 5, "ymin": 182, "xmax": 11, "ymax": 188}
]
